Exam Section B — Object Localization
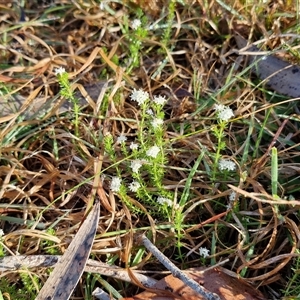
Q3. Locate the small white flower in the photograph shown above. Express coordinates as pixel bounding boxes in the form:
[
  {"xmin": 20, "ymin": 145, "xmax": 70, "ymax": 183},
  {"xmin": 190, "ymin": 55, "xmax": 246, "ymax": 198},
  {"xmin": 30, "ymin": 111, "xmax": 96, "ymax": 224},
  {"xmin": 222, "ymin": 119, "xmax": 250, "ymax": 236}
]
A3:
[
  {"xmin": 226, "ymin": 203, "xmax": 232, "ymax": 210},
  {"xmin": 129, "ymin": 142, "xmax": 139, "ymax": 150},
  {"xmin": 214, "ymin": 104, "xmax": 234, "ymax": 121},
  {"xmin": 128, "ymin": 180, "xmax": 141, "ymax": 192},
  {"xmin": 99, "ymin": 2, "xmax": 104, "ymax": 10},
  {"xmin": 151, "ymin": 118, "xmax": 164, "ymax": 128},
  {"xmin": 218, "ymin": 159, "xmax": 236, "ymax": 172},
  {"xmin": 117, "ymin": 135, "xmax": 127, "ymax": 144},
  {"xmin": 218, "ymin": 107, "xmax": 234, "ymax": 121},
  {"xmin": 0, "ymin": 229, "xmax": 4, "ymax": 237},
  {"xmin": 146, "ymin": 109, "xmax": 154, "ymax": 115},
  {"xmin": 131, "ymin": 19, "xmax": 141, "ymax": 30},
  {"xmin": 199, "ymin": 247, "xmax": 210, "ymax": 258},
  {"xmin": 130, "ymin": 88, "xmax": 149, "ymax": 106},
  {"xmin": 54, "ymin": 67, "xmax": 66, "ymax": 76},
  {"xmin": 146, "ymin": 145, "xmax": 160, "ymax": 158},
  {"xmin": 153, "ymin": 95, "xmax": 167, "ymax": 105},
  {"xmin": 110, "ymin": 177, "xmax": 122, "ymax": 192},
  {"xmin": 157, "ymin": 196, "xmax": 173, "ymax": 207},
  {"xmin": 229, "ymin": 191, "xmax": 237, "ymax": 201},
  {"xmin": 130, "ymin": 159, "xmax": 143, "ymax": 173},
  {"xmin": 214, "ymin": 104, "xmax": 225, "ymax": 111}
]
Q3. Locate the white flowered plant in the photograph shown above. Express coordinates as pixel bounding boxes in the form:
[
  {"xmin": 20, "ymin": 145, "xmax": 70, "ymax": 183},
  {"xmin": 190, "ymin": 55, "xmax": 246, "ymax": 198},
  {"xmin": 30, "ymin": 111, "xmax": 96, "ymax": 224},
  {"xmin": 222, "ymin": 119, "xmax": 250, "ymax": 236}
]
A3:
[
  {"xmin": 151, "ymin": 118, "xmax": 164, "ymax": 129},
  {"xmin": 153, "ymin": 95, "xmax": 167, "ymax": 105},
  {"xmin": 54, "ymin": 68, "xmax": 81, "ymax": 136},
  {"xmin": 103, "ymin": 88, "xmax": 173, "ymax": 219},
  {"xmin": 130, "ymin": 159, "xmax": 143, "ymax": 173},
  {"xmin": 128, "ymin": 181, "xmax": 141, "ymax": 192},
  {"xmin": 131, "ymin": 19, "xmax": 141, "ymax": 30},
  {"xmin": 54, "ymin": 66, "xmax": 66, "ymax": 76},
  {"xmin": 218, "ymin": 158, "xmax": 236, "ymax": 172},
  {"xmin": 211, "ymin": 103, "xmax": 236, "ymax": 181},
  {"xmin": 214, "ymin": 104, "xmax": 234, "ymax": 122},
  {"xmin": 199, "ymin": 247, "xmax": 210, "ymax": 258},
  {"xmin": 146, "ymin": 145, "xmax": 160, "ymax": 158},
  {"xmin": 129, "ymin": 142, "xmax": 139, "ymax": 151},
  {"xmin": 117, "ymin": 135, "xmax": 127, "ymax": 144},
  {"xmin": 110, "ymin": 177, "xmax": 122, "ymax": 193},
  {"xmin": 130, "ymin": 88, "xmax": 149, "ymax": 106},
  {"xmin": 146, "ymin": 109, "xmax": 154, "ymax": 115},
  {"xmin": 122, "ymin": 12, "xmax": 148, "ymax": 72},
  {"xmin": 157, "ymin": 196, "xmax": 173, "ymax": 207}
]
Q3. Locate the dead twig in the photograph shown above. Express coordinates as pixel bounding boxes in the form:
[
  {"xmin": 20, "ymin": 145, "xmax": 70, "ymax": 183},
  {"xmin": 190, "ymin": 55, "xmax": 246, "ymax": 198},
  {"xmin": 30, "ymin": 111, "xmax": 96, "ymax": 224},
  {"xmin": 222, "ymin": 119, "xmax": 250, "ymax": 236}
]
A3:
[{"xmin": 139, "ymin": 234, "xmax": 221, "ymax": 300}]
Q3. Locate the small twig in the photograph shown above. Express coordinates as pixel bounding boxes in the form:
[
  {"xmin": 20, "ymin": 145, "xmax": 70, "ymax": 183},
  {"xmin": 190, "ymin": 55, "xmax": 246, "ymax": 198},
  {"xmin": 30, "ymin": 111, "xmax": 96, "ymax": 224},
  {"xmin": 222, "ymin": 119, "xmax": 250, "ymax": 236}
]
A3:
[
  {"xmin": 0, "ymin": 255, "xmax": 157, "ymax": 287},
  {"xmin": 140, "ymin": 234, "xmax": 220, "ymax": 300}
]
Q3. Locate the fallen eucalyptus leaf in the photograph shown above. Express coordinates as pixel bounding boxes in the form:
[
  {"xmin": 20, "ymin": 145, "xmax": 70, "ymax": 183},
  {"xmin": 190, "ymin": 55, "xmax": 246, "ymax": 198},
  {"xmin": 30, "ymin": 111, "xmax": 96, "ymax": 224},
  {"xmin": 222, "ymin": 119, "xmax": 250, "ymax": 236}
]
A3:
[{"xmin": 36, "ymin": 201, "xmax": 100, "ymax": 300}]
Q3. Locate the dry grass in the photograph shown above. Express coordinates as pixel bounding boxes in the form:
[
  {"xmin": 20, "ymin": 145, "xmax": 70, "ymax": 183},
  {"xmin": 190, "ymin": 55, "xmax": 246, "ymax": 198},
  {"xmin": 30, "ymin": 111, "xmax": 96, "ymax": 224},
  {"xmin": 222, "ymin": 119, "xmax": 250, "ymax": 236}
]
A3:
[{"xmin": 1, "ymin": 0, "xmax": 300, "ymax": 299}]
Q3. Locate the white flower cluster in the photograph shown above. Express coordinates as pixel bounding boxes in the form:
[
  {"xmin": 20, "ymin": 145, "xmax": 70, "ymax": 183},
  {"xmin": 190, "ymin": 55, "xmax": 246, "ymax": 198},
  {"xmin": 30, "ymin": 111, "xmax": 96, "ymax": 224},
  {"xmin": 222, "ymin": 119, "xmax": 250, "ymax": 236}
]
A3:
[
  {"xmin": 214, "ymin": 104, "xmax": 234, "ymax": 122},
  {"xmin": 110, "ymin": 177, "xmax": 173, "ymax": 203},
  {"xmin": 110, "ymin": 177, "xmax": 122, "ymax": 192},
  {"xmin": 218, "ymin": 158, "xmax": 236, "ymax": 172},
  {"xmin": 110, "ymin": 177, "xmax": 142, "ymax": 193},
  {"xmin": 117, "ymin": 135, "xmax": 127, "ymax": 144},
  {"xmin": 130, "ymin": 88, "xmax": 149, "ymax": 106},
  {"xmin": 130, "ymin": 159, "xmax": 143, "ymax": 173},
  {"xmin": 146, "ymin": 145, "xmax": 160, "ymax": 158},
  {"xmin": 153, "ymin": 95, "xmax": 167, "ymax": 105},
  {"xmin": 130, "ymin": 142, "xmax": 139, "ymax": 150},
  {"xmin": 147, "ymin": 109, "xmax": 154, "ymax": 115},
  {"xmin": 151, "ymin": 118, "xmax": 164, "ymax": 129},
  {"xmin": 131, "ymin": 19, "xmax": 141, "ymax": 30},
  {"xmin": 129, "ymin": 89, "xmax": 168, "ymax": 108},
  {"xmin": 110, "ymin": 177, "xmax": 173, "ymax": 209},
  {"xmin": 54, "ymin": 67, "xmax": 66, "ymax": 76},
  {"xmin": 129, "ymin": 89, "xmax": 166, "ymax": 129},
  {"xmin": 157, "ymin": 196, "xmax": 173, "ymax": 207},
  {"xmin": 199, "ymin": 247, "xmax": 210, "ymax": 258},
  {"xmin": 128, "ymin": 180, "xmax": 141, "ymax": 192}
]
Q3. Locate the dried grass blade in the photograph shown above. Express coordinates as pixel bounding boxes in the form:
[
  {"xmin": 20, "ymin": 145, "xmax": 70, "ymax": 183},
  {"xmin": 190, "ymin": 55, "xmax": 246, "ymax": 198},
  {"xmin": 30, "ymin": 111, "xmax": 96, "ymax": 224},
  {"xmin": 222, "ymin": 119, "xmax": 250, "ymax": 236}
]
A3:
[{"xmin": 36, "ymin": 201, "xmax": 100, "ymax": 300}]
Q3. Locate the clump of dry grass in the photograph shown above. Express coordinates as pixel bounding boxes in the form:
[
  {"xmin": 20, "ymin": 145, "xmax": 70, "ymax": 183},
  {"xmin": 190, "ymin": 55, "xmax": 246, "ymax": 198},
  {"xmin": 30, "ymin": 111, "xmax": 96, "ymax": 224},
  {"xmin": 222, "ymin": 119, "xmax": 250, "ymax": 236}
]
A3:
[{"xmin": 1, "ymin": 0, "xmax": 300, "ymax": 299}]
